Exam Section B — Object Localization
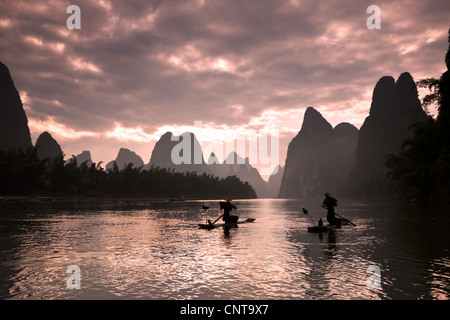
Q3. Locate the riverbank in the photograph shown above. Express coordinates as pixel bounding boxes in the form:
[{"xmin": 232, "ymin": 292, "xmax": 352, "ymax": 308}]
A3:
[
  {"xmin": 0, "ymin": 195, "xmax": 165, "ymax": 203},
  {"xmin": 0, "ymin": 194, "xmax": 257, "ymax": 203}
]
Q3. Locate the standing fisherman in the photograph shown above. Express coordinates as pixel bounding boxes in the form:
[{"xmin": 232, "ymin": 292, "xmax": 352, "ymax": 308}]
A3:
[
  {"xmin": 220, "ymin": 198, "xmax": 238, "ymax": 223},
  {"xmin": 322, "ymin": 192, "xmax": 342, "ymax": 226}
]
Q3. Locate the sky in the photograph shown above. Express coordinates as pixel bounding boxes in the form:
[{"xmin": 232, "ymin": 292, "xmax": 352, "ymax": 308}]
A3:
[{"xmin": 1, "ymin": 0, "xmax": 449, "ymax": 179}]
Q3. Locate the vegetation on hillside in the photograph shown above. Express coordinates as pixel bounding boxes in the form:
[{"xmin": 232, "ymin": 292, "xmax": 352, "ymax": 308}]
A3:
[
  {"xmin": 385, "ymin": 29, "xmax": 450, "ymax": 205},
  {"xmin": 0, "ymin": 148, "xmax": 257, "ymax": 199}
]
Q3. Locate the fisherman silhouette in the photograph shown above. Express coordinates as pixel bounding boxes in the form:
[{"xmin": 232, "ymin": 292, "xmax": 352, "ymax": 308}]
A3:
[
  {"xmin": 322, "ymin": 192, "xmax": 342, "ymax": 226},
  {"xmin": 220, "ymin": 198, "xmax": 238, "ymax": 223}
]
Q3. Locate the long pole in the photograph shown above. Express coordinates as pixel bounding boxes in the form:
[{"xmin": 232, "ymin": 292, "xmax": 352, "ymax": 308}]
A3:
[
  {"xmin": 210, "ymin": 214, "xmax": 224, "ymax": 225},
  {"xmin": 335, "ymin": 212, "xmax": 356, "ymax": 226},
  {"xmin": 321, "ymin": 205, "xmax": 356, "ymax": 226}
]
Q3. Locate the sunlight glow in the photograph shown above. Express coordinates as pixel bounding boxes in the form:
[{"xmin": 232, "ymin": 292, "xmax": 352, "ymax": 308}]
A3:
[
  {"xmin": 26, "ymin": 37, "xmax": 68, "ymax": 53},
  {"xmin": 50, "ymin": 42, "xmax": 65, "ymax": 53},
  {"xmin": 213, "ymin": 59, "xmax": 232, "ymax": 72},
  {"xmin": 315, "ymin": 24, "xmax": 350, "ymax": 47},
  {"xmin": 29, "ymin": 117, "xmax": 98, "ymax": 140},
  {"xmin": 70, "ymin": 58, "xmax": 102, "ymax": 73},
  {"xmin": 25, "ymin": 36, "xmax": 43, "ymax": 46},
  {"xmin": 104, "ymin": 107, "xmax": 305, "ymax": 148},
  {"xmin": 400, "ymin": 43, "xmax": 419, "ymax": 55},
  {"xmin": 163, "ymin": 46, "xmax": 237, "ymax": 73},
  {"xmin": 19, "ymin": 91, "xmax": 30, "ymax": 106},
  {"xmin": 0, "ymin": 18, "xmax": 12, "ymax": 28},
  {"xmin": 106, "ymin": 123, "xmax": 154, "ymax": 142},
  {"xmin": 103, "ymin": 116, "xmax": 282, "ymax": 173},
  {"xmin": 98, "ymin": 0, "xmax": 112, "ymax": 11}
]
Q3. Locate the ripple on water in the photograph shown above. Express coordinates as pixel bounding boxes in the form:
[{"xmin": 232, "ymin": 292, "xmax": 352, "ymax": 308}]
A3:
[{"xmin": 0, "ymin": 199, "xmax": 449, "ymax": 300}]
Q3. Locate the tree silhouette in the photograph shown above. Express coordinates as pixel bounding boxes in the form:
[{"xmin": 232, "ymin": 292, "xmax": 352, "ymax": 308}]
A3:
[
  {"xmin": 386, "ymin": 29, "xmax": 450, "ymax": 204},
  {"xmin": 0, "ymin": 148, "xmax": 256, "ymax": 199},
  {"xmin": 0, "ymin": 147, "xmax": 47, "ymax": 194}
]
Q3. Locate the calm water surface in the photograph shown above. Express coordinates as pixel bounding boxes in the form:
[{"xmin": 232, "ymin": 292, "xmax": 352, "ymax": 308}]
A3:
[{"xmin": 0, "ymin": 198, "xmax": 449, "ymax": 300}]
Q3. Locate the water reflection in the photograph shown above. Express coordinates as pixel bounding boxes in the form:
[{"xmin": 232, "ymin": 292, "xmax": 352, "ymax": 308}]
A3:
[
  {"xmin": 222, "ymin": 226, "xmax": 233, "ymax": 242},
  {"xmin": 0, "ymin": 199, "xmax": 448, "ymax": 299},
  {"xmin": 320, "ymin": 230, "xmax": 339, "ymax": 259}
]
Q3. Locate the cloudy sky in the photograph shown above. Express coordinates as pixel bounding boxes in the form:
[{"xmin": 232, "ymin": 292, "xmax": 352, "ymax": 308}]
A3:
[{"xmin": 1, "ymin": 0, "xmax": 449, "ymax": 178}]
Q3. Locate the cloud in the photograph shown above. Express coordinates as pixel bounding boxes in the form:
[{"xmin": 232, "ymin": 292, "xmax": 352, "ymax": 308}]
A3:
[
  {"xmin": 105, "ymin": 123, "xmax": 154, "ymax": 142},
  {"xmin": 29, "ymin": 117, "xmax": 98, "ymax": 140},
  {"xmin": 1, "ymin": 0, "xmax": 449, "ymax": 168}
]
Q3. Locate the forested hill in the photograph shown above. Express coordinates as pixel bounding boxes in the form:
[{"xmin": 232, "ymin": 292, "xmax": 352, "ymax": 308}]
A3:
[
  {"xmin": 0, "ymin": 148, "xmax": 257, "ymax": 199},
  {"xmin": 386, "ymin": 29, "xmax": 450, "ymax": 205}
]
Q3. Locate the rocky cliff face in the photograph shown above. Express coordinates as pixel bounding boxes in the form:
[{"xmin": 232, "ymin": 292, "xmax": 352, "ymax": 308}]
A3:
[
  {"xmin": 332, "ymin": 122, "xmax": 359, "ymax": 190},
  {"xmin": 278, "ymin": 107, "xmax": 358, "ymax": 198},
  {"xmin": 69, "ymin": 150, "xmax": 93, "ymax": 167},
  {"xmin": 267, "ymin": 165, "xmax": 284, "ymax": 198},
  {"xmin": 145, "ymin": 132, "xmax": 211, "ymax": 175},
  {"xmin": 0, "ymin": 61, "xmax": 32, "ymax": 150},
  {"xmin": 35, "ymin": 131, "xmax": 63, "ymax": 160},
  {"xmin": 349, "ymin": 72, "xmax": 426, "ymax": 188},
  {"xmin": 147, "ymin": 132, "xmax": 179, "ymax": 169},
  {"xmin": 106, "ymin": 148, "xmax": 144, "ymax": 171}
]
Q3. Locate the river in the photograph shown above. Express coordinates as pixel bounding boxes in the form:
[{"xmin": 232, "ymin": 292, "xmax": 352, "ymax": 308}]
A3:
[{"xmin": 0, "ymin": 198, "xmax": 449, "ymax": 300}]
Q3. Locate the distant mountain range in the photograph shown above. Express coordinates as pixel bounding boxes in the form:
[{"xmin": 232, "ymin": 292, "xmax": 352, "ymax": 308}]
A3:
[
  {"xmin": 142, "ymin": 131, "xmax": 281, "ymax": 198},
  {"xmin": 0, "ymin": 60, "xmax": 428, "ymax": 199}
]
